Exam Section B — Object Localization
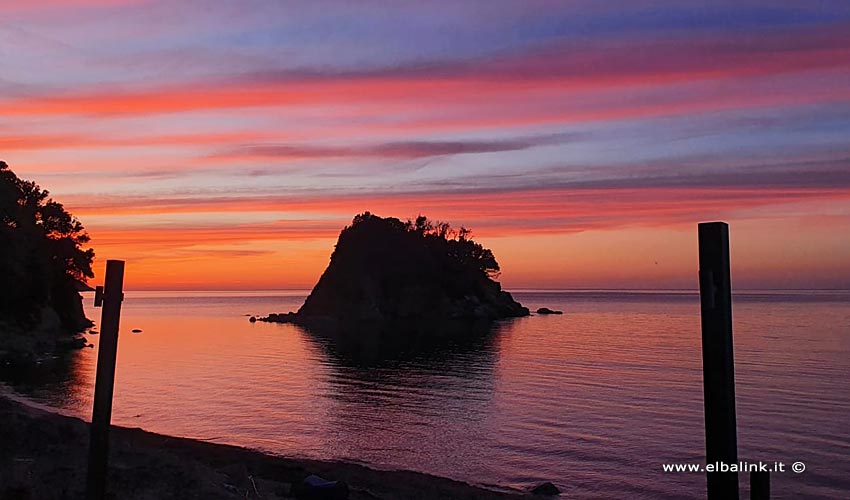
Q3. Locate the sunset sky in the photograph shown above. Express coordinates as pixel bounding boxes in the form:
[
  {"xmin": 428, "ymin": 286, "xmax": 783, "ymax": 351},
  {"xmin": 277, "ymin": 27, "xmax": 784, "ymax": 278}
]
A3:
[{"xmin": 2, "ymin": 0, "xmax": 849, "ymax": 290}]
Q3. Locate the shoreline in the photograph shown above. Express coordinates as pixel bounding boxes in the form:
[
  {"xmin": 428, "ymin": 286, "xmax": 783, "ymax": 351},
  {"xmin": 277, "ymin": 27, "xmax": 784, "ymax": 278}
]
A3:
[{"xmin": 0, "ymin": 391, "xmax": 526, "ymax": 499}]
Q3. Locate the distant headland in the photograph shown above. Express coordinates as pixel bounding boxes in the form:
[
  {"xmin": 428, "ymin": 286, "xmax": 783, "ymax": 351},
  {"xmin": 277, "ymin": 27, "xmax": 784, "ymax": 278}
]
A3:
[
  {"xmin": 257, "ymin": 212, "xmax": 529, "ymax": 333},
  {"xmin": 0, "ymin": 161, "xmax": 94, "ymax": 364}
]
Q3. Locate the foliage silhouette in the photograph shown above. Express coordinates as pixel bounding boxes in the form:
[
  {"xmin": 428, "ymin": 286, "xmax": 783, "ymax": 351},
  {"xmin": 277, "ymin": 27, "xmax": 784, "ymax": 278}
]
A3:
[
  {"xmin": 0, "ymin": 160, "xmax": 93, "ymax": 334},
  {"xmin": 351, "ymin": 211, "xmax": 500, "ymax": 278}
]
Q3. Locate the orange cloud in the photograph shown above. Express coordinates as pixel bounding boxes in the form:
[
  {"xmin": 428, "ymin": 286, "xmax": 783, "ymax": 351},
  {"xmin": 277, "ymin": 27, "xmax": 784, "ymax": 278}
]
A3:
[
  {"xmin": 83, "ymin": 188, "xmax": 850, "ymax": 290},
  {"xmin": 68, "ymin": 185, "xmax": 850, "ymax": 221},
  {"xmin": 0, "ymin": 130, "xmax": 291, "ymax": 151}
]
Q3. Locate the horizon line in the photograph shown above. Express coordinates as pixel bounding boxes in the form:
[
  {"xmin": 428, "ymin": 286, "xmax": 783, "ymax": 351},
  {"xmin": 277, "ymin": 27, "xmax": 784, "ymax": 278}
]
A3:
[{"xmin": 78, "ymin": 287, "xmax": 850, "ymax": 293}]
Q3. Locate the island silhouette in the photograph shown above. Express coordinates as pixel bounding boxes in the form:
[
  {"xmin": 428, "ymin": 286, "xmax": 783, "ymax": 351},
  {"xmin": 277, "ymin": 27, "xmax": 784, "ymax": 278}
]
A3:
[{"xmin": 257, "ymin": 212, "xmax": 529, "ymax": 337}]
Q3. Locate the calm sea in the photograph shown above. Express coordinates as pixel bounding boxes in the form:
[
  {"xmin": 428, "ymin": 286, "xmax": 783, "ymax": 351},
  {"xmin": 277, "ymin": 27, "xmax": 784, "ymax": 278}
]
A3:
[{"xmin": 5, "ymin": 290, "xmax": 850, "ymax": 498}]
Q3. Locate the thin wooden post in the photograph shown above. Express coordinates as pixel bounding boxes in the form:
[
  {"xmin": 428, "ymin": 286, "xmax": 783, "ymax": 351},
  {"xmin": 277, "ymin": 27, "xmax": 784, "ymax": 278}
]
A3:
[
  {"xmin": 698, "ymin": 222, "xmax": 739, "ymax": 500},
  {"xmin": 86, "ymin": 260, "xmax": 125, "ymax": 500},
  {"xmin": 750, "ymin": 471, "xmax": 770, "ymax": 500}
]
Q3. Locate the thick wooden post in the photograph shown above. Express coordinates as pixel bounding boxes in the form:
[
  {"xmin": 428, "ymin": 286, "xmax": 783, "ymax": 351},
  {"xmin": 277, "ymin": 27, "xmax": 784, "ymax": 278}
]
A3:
[
  {"xmin": 750, "ymin": 471, "xmax": 770, "ymax": 500},
  {"xmin": 698, "ymin": 222, "xmax": 739, "ymax": 500},
  {"xmin": 86, "ymin": 260, "xmax": 125, "ymax": 500}
]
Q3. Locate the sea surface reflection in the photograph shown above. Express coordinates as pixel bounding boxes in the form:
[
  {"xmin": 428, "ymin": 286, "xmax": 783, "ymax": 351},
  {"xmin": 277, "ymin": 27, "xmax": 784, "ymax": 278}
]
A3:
[{"xmin": 4, "ymin": 290, "xmax": 850, "ymax": 498}]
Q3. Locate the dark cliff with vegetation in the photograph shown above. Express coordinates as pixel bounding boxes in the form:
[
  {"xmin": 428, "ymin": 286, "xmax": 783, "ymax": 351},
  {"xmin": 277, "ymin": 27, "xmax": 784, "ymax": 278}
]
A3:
[
  {"xmin": 0, "ymin": 161, "xmax": 94, "ymax": 360},
  {"xmin": 260, "ymin": 212, "xmax": 528, "ymax": 333}
]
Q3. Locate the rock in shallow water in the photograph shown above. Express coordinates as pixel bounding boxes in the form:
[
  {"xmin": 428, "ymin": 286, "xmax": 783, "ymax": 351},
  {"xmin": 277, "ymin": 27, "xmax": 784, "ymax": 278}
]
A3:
[
  {"xmin": 536, "ymin": 307, "xmax": 563, "ymax": 315},
  {"xmin": 530, "ymin": 481, "xmax": 561, "ymax": 496},
  {"xmin": 55, "ymin": 336, "xmax": 88, "ymax": 351},
  {"xmin": 259, "ymin": 312, "xmax": 297, "ymax": 323},
  {"xmin": 292, "ymin": 474, "xmax": 349, "ymax": 499}
]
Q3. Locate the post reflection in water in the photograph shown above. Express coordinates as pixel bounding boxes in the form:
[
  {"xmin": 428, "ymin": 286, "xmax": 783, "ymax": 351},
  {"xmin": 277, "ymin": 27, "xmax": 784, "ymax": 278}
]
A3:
[{"xmin": 3, "ymin": 290, "xmax": 850, "ymax": 498}]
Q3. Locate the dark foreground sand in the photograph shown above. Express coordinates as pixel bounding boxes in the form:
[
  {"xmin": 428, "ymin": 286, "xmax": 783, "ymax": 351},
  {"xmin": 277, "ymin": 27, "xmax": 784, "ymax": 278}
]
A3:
[{"xmin": 0, "ymin": 395, "xmax": 525, "ymax": 499}]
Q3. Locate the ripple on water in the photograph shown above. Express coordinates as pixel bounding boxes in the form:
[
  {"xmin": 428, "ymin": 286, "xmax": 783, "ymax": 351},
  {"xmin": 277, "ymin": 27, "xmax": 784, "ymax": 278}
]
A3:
[{"xmin": 3, "ymin": 291, "xmax": 849, "ymax": 498}]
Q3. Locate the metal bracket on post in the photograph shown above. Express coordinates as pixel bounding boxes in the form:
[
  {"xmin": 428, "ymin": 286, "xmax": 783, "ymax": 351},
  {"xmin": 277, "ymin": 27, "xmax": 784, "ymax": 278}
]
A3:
[
  {"xmin": 86, "ymin": 260, "xmax": 125, "ymax": 500},
  {"xmin": 698, "ymin": 222, "xmax": 739, "ymax": 500}
]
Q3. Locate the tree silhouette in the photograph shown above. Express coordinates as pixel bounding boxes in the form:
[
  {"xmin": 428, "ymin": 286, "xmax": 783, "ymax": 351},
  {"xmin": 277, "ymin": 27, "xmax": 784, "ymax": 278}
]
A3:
[
  {"xmin": 348, "ymin": 212, "xmax": 500, "ymax": 278},
  {"xmin": 0, "ymin": 160, "xmax": 94, "ymax": 331}
]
